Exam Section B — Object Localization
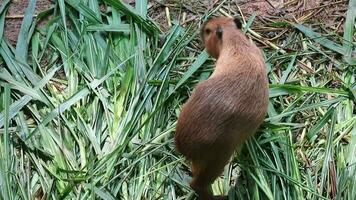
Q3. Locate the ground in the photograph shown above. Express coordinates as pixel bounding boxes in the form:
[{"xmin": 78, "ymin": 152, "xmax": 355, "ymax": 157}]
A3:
[{"xmin": 3, "ymin": 0, "xmax": 348, "ymax": 44}]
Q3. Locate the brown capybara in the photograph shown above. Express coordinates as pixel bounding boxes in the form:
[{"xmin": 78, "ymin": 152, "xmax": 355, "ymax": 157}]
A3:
[{"xmin": 175, "ymin": 17, "xmax": 269, "ymax": 200}]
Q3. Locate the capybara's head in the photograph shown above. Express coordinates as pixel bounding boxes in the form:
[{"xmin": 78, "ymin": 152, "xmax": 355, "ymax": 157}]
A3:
[{"xmin": 201, "ymin": 17, "xmax": 243, "ymax": 58}]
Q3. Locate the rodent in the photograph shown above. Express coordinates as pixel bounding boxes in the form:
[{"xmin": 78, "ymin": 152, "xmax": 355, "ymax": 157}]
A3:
[{"xmin": 174, "ymin": 17, "xmax": 269, "ymax": 200}]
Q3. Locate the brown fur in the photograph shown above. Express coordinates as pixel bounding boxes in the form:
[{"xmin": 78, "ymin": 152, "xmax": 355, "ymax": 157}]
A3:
[{"xmin": 174, "ymin": 17, "xmax": 269, "ymax": 200}]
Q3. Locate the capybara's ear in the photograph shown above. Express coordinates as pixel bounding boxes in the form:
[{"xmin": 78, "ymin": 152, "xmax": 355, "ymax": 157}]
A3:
[
  {"xmin": 216, "ymin": 26, "xmax": 223, "ymax": 39},
  {"xmin": 200, "ymin": 17, "xmax": 212, "ymax": 38},
  {"xmin": 234, "ymin": 18, "xmax": 243, "ymax": 29},
  {"xmin": 200, "ymin": 21, "xmax": 207, "ymax": 38}
]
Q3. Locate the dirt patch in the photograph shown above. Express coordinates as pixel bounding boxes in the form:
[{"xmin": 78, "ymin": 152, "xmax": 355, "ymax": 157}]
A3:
[
  {"xmin": 1, "ymin": 0, "xmax": 349, "ymax": 44},
  {"xmin": 1, "ymin": 0, "xmax": 52, "ymax": 45},
  {"xmin": 239, "ymin": 0, "xmax": 277, "ymax": 16}
]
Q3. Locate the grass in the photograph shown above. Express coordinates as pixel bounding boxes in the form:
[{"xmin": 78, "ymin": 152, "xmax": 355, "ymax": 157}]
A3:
[{"xmin": 0, "ymin": 0, "xmax": 355, "ymax": 199}]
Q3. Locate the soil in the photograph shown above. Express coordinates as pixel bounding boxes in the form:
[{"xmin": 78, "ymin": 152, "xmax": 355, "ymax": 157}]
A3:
[
  {"xmin": 1, "ymin": 0, "xmax": 52, "ymax": 45},
  {"xmin": 1, "ymin": 0, "xmax": 349, "ymax": 44}
]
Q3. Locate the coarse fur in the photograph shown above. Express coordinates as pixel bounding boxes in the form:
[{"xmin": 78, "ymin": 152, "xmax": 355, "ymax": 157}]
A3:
[{"xmin": 174, "ymin": 17, "xmax": 269, "ymax": 200}]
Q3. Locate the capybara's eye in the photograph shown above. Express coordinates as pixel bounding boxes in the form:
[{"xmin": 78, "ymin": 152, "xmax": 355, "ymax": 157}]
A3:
[{"xmin": 205, "ymin": 28, "xmax": 211, "ymax": 35}]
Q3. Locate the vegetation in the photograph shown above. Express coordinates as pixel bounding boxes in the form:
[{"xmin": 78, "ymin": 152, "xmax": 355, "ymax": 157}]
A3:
[{"xmin": 0, "ymin": 0, "xmax": 355, "ymax": 199}]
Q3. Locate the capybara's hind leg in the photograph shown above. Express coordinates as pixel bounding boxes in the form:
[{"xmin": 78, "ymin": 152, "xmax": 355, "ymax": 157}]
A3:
[
  {"xmin": 190, "ymin": 156, "xmax": 230, "ymax": 200},
  {"xmin": 190, "ymin": 160, "xmax": 214, "ymax": 200}
]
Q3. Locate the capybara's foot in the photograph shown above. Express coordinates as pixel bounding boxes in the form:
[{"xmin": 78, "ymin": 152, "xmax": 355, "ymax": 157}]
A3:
[{"xmin": 213, "ymin": 195, "xmax": 228, "ymax": 200}]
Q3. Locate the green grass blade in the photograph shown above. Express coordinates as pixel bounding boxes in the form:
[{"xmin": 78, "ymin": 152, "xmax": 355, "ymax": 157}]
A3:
[
  {"xmin": 343, "ymin": 0, "xmax": 356, "ymax": 65},
  {"xmin": 242, "ymin": 12, "xmax": 256, "ymax": 33},
  {"xmin": 87, "ymin": 24, "xmax": 130, "ymax": 32},
  {"xmin": 319, "ymin": 109, "xmax": 336, "ymax": 196},
  {"xmin": 26, "ymin": 54, "xmax": 135, "ymax": 140},
  {"xmin": 102, "ymin": 0, "xmax": 160, "ymax": 34},
  {"xmin": 0, "ymin": 0, "xmax": 10, "ymax": 41},
  {"xmin": 269, "ymin": 84, "xmax": 350, "ymax": 97},
  {"xmin": 280, "ymin": 54, "xmax": 296, "ymax": 84},
  {"xmin": 0, "ymin": 84, "xmax": 12, "ymax": 199},
  {"xmin": 293, "ymin": 24, "xmax": 346, "ymax": 55},
  {"xmin": 265, "ymin": 97, "xmax": 343, "ymax": 122},
  {"xmin": 65, "ymin": 0, "xmax": 102, "ymax": 23},
  {"xmin": 15, "ymin": 0, "xmax": 36, "ymax": 61},
  {"xmin": 307, "ymin": 106, "xmax": 335, "ymax": 141},
  {"xmin": 173, "ymin": 50, "xmax": 209, "ymax": 92},
  {"xmin": 0, "ymin": 66, "xmax": 59, "ymax": 127}
]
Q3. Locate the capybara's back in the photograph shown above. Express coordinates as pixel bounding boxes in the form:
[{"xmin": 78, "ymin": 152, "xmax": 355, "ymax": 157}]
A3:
[{"xmin": 174, "ymin": 17, "xmax": 269, "ymax": 200}]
